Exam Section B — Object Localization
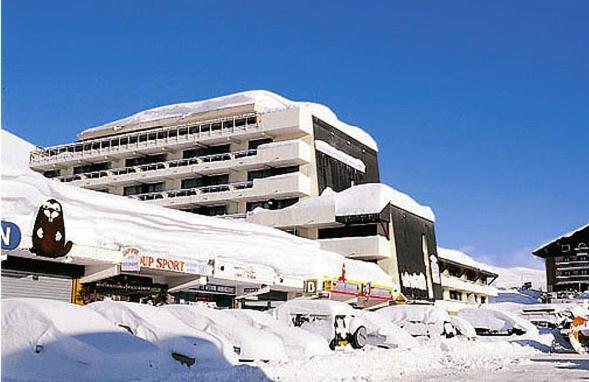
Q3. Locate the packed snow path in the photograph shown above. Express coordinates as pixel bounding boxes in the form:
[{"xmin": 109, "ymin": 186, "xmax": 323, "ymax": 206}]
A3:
[{"xmin": 157, "ymin": 346, "xmax": 589, "ymax": 382}]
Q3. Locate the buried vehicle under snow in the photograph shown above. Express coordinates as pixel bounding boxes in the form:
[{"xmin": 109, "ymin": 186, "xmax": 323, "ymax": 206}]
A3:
[
  {"xmin": 375, "ymin": 305, "xmax": 458, "ymax": 338},
  {"xmin": 162, "ymin": 304, "xmax": 288, "ymax": 362},
  {"xmin": 457, "ymin": 308, "xmax": 527, "ymax": 336},
  {"xmin": 273, "ymin": 299, "xmax": 368, "ymax": 350},
  {"xmin": 86, "ymin": 301, "xmax": 238, "ymax": 367}
]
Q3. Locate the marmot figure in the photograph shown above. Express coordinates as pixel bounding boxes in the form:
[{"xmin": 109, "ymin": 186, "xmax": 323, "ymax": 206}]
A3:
[{"xmin": 30, "ymin": 199, "xmax": 73, "ymax": 258}]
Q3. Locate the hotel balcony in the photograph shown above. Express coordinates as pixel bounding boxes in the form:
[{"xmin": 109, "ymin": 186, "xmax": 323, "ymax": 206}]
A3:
[
  {"xmin": 440, "ymin": 274, "xmax": 498, "ymax": 297},
  {"xmin": 29, "ymin": 108, "xmax": 307, "ymax": 171},
  {"xmin": 55, "ymin": 140, "xmax": 312, "ymax": 189},
  {"xmin": 318, "ymin": 235, "xmax": 391, "ymax": 261},
  {"xmin": 130, "ymin": 172, "xmax": 312, "ymax": 209}
]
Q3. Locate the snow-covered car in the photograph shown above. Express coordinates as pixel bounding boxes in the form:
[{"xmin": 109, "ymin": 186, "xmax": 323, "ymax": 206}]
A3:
[
  {"xmin": 375, "ymin": 305, "xmax": 457, "ymax": 338},
  {"xmin": 273, "ymin": 299, "xmax": 368, "ymax": 350},
  {"xmin": 449, "ymin": 315, "xmax": 477, "ymax": 340},
  {"xmin": 86, "ymin": 301, "xmax": 237, "ymax": 367},
  {"xmin": 1, "ymin": 299, "xmax": 178, "ymax": 381},
  {"xmin": 225, "ymin": 309, "xmax": 331, "ymax": 359},
  {"xmin": 458, "ymin": 308, "xmax": 527, "ymax": 336},
  {"xmin": 163, "ymin": 304, "xmax": 287, "ymax": 362},
  {"xmin": 356, "ymin": 310, "xmax": 418, "ymax": 349}
]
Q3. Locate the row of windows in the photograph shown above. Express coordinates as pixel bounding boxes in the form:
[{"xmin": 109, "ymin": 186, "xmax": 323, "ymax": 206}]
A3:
[
  {"xmin": 561, "ymin": 243, "xmax": 589, "ymax": 252},
  {"xmin": 559, "ymin": 269, "xmax": 589, "ymax": 276},
  {"xmin": 123, "ymin": 182, "xmax": 165, "ymax": 196},
  {"xmin": 559, "ymin": 255, "xmax": 588, "ymax": 262},
  {"xmin": 247, "ymin": 166, "xmax": 299, "ymax": 182},
  {"xmin": 41, "ymin": 115, "xmax": 260, "ymax": 155},
  {"xmin": 181, "ymin": 205, "xmax": 228, "ymax": 217},
  {"xmin": 46, "ymin": 137, "xmax": 278, "ymax": 181},
  {"xmin": 246, "ymin": 198, "xmax": 299, "ymax": 212},
  {"xmin": 178, "ymin": 197, "xmax": 300, "ymax": 217},
  {"xmin": 181, "ymin": 174, "xmax": 230, "ymax": 189},
  {"xmin": 73, "ymin": 161, "xmax": 111, "ymax": 175}
]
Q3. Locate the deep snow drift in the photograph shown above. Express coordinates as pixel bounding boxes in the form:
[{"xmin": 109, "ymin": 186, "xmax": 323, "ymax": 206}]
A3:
[
  {"xmin": 2, "ymin": 299, "xmax": 558, "ymax": 382},
  {"xmin": 1, "ymin": 130, "xmax": 394, "ymax": 285}
]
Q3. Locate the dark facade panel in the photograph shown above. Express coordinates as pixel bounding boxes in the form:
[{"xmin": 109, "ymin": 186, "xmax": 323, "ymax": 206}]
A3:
[
  {"xmin": 388, "ymin": 205, "xmax": 442, "ymax": 300},
  {"xmin": 312, "ymin": 117, "xmax": 379, "ymax": 193}
]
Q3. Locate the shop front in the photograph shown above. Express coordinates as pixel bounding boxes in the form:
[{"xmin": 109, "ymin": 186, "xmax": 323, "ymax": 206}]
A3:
[{"xmin": 1, "ymin": 220, "xmax": 84, "ymax": 303}]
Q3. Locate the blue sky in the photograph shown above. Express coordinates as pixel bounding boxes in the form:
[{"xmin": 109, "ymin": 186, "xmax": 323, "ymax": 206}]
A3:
[{"xmin": 3, "ymin": 1, "xmax": 588, "ymax": 268}]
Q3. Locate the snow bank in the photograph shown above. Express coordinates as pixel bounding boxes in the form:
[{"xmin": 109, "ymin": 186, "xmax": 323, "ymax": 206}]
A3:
[
  {"xmin": 86, "ymin": 301, "xmax": 238, "ymax": 367},
  {"xmin": 79, "ymin": 90, "xmax": 379, "ymax": 151},
  {"xmin": 255, "ymin": 340, "xmax": 539, "ymax": 382},
  {"xmin": 1, "ymin": 299, "xmax": 179, "ymax": 381},
  {"xmin": 314, "ymin": 140, "xmax": 366, "ymax": 172},
  {"xmin": 281, "ymin": 183, "xmax": 435, "ymax": 222},
  {"xmin": 1, "ymin": 130, "xmax": 394, "ymax": 286}
]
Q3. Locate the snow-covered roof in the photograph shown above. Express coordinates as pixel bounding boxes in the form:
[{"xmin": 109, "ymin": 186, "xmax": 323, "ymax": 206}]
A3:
[
  {"xmin": 285, "ymin": 183, "xmax": 435, "ymax": 222},
  {"xmin": 1, "ymin": 130, "xmax": 392, "ymax": 285},
  {"xmin": 533, "ymin": 222, "xmax": 589, "ymax": 254},
  {"xmin": 437, "ymin": 247, "xmax": 497, "ymax": 275},
  {"xmin": 79, "ymin": 90, "xmax": 378, "ymax": 151}
]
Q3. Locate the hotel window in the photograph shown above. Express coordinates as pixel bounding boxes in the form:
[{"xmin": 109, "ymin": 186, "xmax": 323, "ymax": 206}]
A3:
[
  {"xmin": 561, "ymin": 244, "xmax": 571, "ymax": 252},
  {"xmin": 449, "ymin": 291, "xmax": 462, "ymax": 301},
  {"xmin": 123, "ymin": 182, "xmax": 164, "ymax": 196},
  {"xmin": 43, "ymin": 169, "xmax": 61, "ymax": 178}
]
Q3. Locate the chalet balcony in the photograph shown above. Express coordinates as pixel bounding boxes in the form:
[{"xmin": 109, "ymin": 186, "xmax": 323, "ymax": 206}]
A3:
[
  {"xmin": 440, "ymin": 274, "xmax": 498, "ymax": 297},
  {"xmin": 54, "ymin": 140, "xmax": 312, "ymax": 189},
  {"xmin": 130, "ymin": 172, "xmax": 312, "ymax": 208},
  {"xmin": 318, "ymin": 235, "xmax": 391, "ymax": 261}
]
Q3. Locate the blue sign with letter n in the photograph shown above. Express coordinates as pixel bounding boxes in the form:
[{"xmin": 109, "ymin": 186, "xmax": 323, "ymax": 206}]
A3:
[{"xmin": 1, "ymin": 221, "xmax": 22, "ymax": 251}]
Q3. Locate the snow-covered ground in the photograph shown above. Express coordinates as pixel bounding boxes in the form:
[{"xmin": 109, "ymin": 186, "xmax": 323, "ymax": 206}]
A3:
[{"xmin": 3, "ymin": 298, "xmax": 589, "ymax": 382}]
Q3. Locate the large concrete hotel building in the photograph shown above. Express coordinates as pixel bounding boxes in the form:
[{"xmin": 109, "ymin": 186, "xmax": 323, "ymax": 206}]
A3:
[{"xmin": 29, "ymin": 90, "xmax": 496, "ymax": 304}]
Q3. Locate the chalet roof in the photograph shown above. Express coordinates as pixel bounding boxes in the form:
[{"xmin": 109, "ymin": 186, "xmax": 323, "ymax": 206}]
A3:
[{"xmin": 532, "ymin": 223, "xmax": 589, "ymax": 258}]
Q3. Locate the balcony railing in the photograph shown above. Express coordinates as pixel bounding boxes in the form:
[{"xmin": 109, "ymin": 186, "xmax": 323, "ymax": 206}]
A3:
[
  {"xmin": 30, "ymin": 113, "xmax": 260, "ymax": 165},
  {"xmin": 440, "ymin": 274, "xmax": 498, "ymax": 296},
  {"xmin": 57, "ymin": 149, "xmax": 257, "ymax": 183},
  {"xmin": 129, "ymin": 181, "xmax": 254, "ymax": 201}
]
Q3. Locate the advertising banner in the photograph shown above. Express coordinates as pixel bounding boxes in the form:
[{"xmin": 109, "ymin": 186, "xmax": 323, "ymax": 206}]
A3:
[{"xmin": 213, "ymin": 258, "xmax": 275, "ymax": 285}]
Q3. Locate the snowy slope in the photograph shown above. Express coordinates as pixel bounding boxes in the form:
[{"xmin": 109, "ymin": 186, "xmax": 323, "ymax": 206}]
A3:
[
  {"xmin": 488, "ymin": 266, "xmax": 546, "ymax": 290},
  {"xmin": 79, "ymin": 90, "xmax": 378, "ymax": 151},
  {"xmin": 1, "ymin": 130, "xmax": 394, "ymax": 285}
]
